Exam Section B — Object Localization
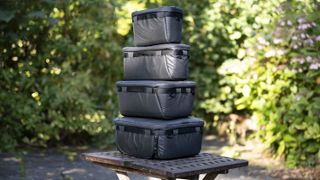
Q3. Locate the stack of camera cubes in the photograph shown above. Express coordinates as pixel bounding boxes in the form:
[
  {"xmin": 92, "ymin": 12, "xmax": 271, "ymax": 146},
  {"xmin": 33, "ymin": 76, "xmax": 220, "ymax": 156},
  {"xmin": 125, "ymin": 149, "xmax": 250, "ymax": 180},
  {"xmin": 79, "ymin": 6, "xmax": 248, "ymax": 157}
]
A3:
[{"xmin": 114, "ymin": 6, "xmax": 204, "ymax": 159}]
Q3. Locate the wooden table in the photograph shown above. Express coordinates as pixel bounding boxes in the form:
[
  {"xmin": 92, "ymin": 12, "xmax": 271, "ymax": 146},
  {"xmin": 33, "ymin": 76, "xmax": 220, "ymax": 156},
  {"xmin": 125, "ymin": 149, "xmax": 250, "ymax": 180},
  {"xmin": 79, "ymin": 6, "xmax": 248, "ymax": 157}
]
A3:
[{"xmin": 82, "ymin": 151, "xmax": 248, "ymax": 180}]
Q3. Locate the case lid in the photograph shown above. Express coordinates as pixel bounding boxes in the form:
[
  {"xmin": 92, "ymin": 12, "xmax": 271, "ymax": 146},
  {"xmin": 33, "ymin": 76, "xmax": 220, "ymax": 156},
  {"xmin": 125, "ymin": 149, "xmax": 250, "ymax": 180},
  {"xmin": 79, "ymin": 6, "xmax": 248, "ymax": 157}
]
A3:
[
  {"xmin": 132, "ymin": 6, "xmax": 183, "ymax": 17},
  {"xmin": 123, "ymin": 44, "xmax": 189, "ymax": 52},
  {"xmin": 114, "ymin": 116, "xmax": 203, "ymax": 130}
]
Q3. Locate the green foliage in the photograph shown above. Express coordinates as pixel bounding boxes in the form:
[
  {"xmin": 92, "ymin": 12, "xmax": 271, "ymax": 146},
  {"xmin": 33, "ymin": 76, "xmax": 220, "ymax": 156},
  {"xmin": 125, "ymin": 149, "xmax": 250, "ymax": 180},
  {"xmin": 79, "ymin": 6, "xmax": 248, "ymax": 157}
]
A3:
[
  {"xmin": 0, "ymin": 0, "xmax": 121, "ymax": 150},
  {"xmin": 201, "ymin": 1, "xmax": 320, "ymax": 167},
  {"xmin": 153, "ymin": 0, "xmax": 284, "ymax": 128}
]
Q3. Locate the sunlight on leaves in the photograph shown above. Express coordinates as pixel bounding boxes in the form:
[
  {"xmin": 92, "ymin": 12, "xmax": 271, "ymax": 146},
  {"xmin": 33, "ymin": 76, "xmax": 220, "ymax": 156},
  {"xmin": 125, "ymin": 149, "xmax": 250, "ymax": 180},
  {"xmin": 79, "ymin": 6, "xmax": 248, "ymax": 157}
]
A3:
[{"xmin": 115, "ymin": 1, "xmax": 145, "ymax": 36}]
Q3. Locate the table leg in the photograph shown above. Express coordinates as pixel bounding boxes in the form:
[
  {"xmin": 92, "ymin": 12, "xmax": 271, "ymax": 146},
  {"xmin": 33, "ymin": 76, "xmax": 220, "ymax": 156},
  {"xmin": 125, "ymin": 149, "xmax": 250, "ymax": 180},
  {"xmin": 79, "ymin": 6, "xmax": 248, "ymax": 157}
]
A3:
[
  {"xmin": 202, "ymin": 172, "xmax": 218, "ymax": 180},
  {"xmin": 180, "ymin": 175, "xmax": 199, "ymax": 180},
  {"xmin": 148, "ymin": 177, "xmax": 175, "ymax": 180},
  {"xmin": 116, "ymin": 171, "xmax": 130, "ymax": 180}
]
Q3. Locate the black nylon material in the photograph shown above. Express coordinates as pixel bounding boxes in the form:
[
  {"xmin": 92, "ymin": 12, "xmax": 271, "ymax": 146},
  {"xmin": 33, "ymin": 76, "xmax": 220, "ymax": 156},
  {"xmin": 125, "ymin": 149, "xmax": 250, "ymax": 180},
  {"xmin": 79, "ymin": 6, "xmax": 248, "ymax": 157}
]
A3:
[
  {"xmin": 117, "ymin": 81, "xmax": 195, "ymax": 119},
  {"xmin": 114, "ymin": 117, "xmax": 203, "ymax": 159},
  {"xmin": 123, "ymin": 49, "xmax": 188, "ymax": 58},
  {"xmin": 117, "ymin": 86, "xmax": 195, "ymax": 94},
  {"xmin": 123, "ymin": 44, "xmax": 189, "ymax": 80},
  {"xmin": 132, "ymin": 7, "xmax": 183, "ymax": 46},
  {"xmin": 133, "ymin": 11, "xmax": 182, "ymax": 21},
  {"xmin": 116, "ymin": 125, "xmax": 202, "ymax": 135}
]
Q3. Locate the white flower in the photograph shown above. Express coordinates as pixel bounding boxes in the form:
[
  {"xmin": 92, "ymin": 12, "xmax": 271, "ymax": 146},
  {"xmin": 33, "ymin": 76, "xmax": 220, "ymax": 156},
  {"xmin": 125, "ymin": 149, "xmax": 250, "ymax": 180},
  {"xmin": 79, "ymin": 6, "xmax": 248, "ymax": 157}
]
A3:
[
  {"xmin": 280, "ymin": 21, "xmax": 286, "ymax": 26},
  {"xmin": 257, "ymin": 45, "xmax": 264, "ymax": 50},
  {"xmin": 307, "ymin": 24, "xmax": 312, "ymax": 29},
  {"xmin": 304, "ymin": 39, "xmax": 314, "ymax": 46},
  {"xmin": 298, "ymin": 24, "xmax": 312, "ymax": 30},
  {"xmin": 277, "ymin": 49, "xmax": 285, "ymax": 56},
  {"xmin": 309, "ymin": 63, "xmax": 320, "ymax": 70},
  {"xmin": 306, "ymin": 56, "xmax": 313, "ymax": 62},
  {"xmin": 287, "ymin": 20, "xmax": 293, "ymax": 26},
  {"xmin": 299, "ymin": 58, "xmax": 305, "ymax": 64},
  {"xmin": 292, "ymin": 44, "xmax": 299, "ymax": 49},
  {"xmin": 298, "ymin": 17, "xmax": 306, "ymax": 24},
  {"xmin": 309, "ymin": 64, "xmax": 315, "ymax": 69},
  {"xmin": 257, "ymin": 37, "xmax": 269, "ymax": 45},
  {"xmin": 273, "ymin": 38, "xmax": 283, "ymax": 44},
  {"xmin": 248, "ymin": 49, "xmax": 256, "ymax": 56},
  {"xmin": 265, "ymin": 49, "xmax": 276, "ymax": 58},
  {"xmin": 292, "ymin": 35, "xmax": 298, "ymax": 40},
  {"xmin": 291, "ymin": 57, "xmax": 299, "ymax": 63},
  {"xmin": 311, "ymin": 22, "xmax": 316, "ymax": 27},
  {"xmin": 315, "ymin": 36, "xmax": 320, "ymax": 41},
  {"xmin": 291, "ymin": 57, "xmax": 304, "ymax": 64}
]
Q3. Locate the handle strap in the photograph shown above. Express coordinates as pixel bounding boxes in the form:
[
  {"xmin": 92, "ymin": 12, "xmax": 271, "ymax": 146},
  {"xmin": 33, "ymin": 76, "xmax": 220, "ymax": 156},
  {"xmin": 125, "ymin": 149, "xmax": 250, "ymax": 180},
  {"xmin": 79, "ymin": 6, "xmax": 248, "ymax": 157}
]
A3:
[
  {"xmin": 116, "ymin": 125, "xmax": 202, "ymax": 135},
  {"xmin": 132, "ymin": 11, "xmax": 182, "ymax": 22},
  {"xmin": 124, "ymin": 49, "xmax": 188, "ymax": 58},
  {"xmin": 117, "ymin": 86, "xmax": 195, "ymax": 95}
]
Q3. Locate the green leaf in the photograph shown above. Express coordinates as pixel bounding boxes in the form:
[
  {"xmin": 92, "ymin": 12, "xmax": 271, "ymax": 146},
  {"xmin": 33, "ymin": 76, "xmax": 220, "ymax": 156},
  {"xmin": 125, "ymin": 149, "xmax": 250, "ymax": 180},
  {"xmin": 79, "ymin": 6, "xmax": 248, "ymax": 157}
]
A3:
[
  {"xmin": 305, "ymin": 144, "xmax": 319, "ymax": 153},
  {"xmin": 283, "ymin": 134, "xmax": 296, "ymax": 142},
  {"xmin": 229, "ymin": 31, "xmax": 242, "ymax": 40},
  {"xmin": 277, "ymin": 141, "xmax": 285, "ymax": 155}
]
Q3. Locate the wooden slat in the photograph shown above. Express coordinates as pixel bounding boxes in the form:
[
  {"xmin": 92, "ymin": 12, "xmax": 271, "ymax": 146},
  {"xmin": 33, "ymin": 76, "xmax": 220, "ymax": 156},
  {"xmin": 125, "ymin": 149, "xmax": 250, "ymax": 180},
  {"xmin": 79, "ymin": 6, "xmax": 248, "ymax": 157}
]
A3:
[
  {"xmin": 202, "ymin": 172, "xmax": 218, "ymax": 180},
  {"xmin": 82, "ymin": 151, "xmax": 248, "ymax": 179}
]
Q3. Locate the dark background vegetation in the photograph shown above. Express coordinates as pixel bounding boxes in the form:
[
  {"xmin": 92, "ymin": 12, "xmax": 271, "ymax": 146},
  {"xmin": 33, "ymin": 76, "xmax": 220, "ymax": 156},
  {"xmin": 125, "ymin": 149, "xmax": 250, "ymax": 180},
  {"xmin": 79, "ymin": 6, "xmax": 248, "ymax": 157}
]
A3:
[{"xmin": 0, "ymin": 0, "xmax": 319, "ymax": 168}]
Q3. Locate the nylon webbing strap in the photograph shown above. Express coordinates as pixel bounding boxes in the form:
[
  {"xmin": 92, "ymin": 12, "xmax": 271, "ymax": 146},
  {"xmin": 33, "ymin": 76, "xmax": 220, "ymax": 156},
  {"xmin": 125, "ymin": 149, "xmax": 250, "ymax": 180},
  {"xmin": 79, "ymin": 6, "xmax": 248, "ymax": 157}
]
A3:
[
  {"xmin": 165, "ymin": 126, "xmax": 203, "ymax": 135},
  {"xmin": 116, "ymin": 125, "xmax": 202, "ymax": 135},
  {"xmin": 124, "ymin": 49, "xmax": 188, "ymax": 58},
  {"xmin": 117, "ymin": 86, "xmax": 195, "ymax": 95},
  {"xmin": 116, "ymin": 125, "xmax": 151, "ymax": 135},
  {"xmin": 157, "ymin": 87, "xmax": 195, "ymax": 94},
  {"xmin": 132, "ymin": 11, "xmax": 182, "ymax": 22}
]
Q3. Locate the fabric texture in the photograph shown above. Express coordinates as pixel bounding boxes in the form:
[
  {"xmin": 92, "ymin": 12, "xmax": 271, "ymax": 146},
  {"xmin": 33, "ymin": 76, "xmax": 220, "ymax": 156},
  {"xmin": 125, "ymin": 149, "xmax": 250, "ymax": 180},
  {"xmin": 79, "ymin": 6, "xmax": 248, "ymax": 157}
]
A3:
[
  {"xmin": 114, "ymin": 116, "xmax": 203, "ymax": 159},
  {"xmin": 116, "ymin": 81, "xmax": 195, "ymax": 119},
  {"xmin": 123, "ymin": 44, "xmax": 189, "ymax": 80},
  {"xmin": 132, "ymin": 6, "xmax": 183, "ymax": 46}
]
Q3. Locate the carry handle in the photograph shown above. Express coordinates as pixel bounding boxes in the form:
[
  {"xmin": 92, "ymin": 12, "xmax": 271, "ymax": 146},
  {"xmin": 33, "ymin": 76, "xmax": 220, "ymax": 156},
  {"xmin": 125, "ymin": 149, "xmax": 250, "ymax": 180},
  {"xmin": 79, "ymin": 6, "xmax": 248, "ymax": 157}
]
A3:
[
  {"xmin": 117, "ymin": 86, "xmax": 195, "ymax": 95},
  {"xmin": 132, "ymin": 11, "xmax": 182, "ymax": 22},
  {"xmin": 116, "ymin": 125, "xmax": 203, "ymax": 135},
  {"xmin": 123, "ymin": 49, "xmax": 189, "ymax": 58}
]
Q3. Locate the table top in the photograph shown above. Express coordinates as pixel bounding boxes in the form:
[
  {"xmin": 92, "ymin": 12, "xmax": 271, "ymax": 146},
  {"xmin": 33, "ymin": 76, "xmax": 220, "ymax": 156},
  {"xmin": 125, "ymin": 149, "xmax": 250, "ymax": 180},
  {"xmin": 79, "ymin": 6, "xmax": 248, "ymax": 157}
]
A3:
[{"xmin": 82, "ymin": 151, "xmax": 248, "ymax": 178}]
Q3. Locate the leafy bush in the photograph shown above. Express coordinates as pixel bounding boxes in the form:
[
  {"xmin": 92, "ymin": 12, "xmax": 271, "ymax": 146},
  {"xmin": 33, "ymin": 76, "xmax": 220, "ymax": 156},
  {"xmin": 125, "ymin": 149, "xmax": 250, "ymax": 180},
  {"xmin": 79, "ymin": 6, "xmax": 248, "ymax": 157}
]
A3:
[
  {"xmin": 0, "ymin": 0, "xmax": 122, "ymax": 150},
  {"xmin": 201, "ymin": 1, "xmax": 320, "ymax": 167}
]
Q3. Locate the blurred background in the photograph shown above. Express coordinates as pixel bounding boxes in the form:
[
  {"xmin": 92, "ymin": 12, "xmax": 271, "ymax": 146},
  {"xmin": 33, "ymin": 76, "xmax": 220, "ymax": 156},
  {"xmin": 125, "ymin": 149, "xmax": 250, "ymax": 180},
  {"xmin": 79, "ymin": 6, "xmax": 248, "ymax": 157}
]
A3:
[{"xmin": 0, "ymin": 0, "xmax": 319, "ymax": 179}]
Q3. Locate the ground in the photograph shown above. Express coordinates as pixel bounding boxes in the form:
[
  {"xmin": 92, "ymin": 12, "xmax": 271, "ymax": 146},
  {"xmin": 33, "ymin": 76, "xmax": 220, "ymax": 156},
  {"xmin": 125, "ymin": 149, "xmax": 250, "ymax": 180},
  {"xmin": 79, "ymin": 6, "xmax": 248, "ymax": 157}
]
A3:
[{"xmin": 0, "ymin": 135, "xmax": 318, "ymax": 180}]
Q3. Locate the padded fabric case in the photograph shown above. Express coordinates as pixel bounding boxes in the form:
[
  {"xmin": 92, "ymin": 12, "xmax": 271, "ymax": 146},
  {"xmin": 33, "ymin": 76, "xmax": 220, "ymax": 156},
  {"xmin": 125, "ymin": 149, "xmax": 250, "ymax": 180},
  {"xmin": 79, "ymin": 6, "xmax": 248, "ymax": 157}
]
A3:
[
  {"xmin": 123, "ymin": 44, "xmax": 189, "ymax": 80},
  {"xmin": 114, "ymin": 116, "xmax": 203, "ymax": 159},
  {"xmin": 132, "ymin": 6, "xmax": 183, "ymax": 46},
  {"xmin": 116, "ymin": 81, "xmax": 195, "ymax": 119}
]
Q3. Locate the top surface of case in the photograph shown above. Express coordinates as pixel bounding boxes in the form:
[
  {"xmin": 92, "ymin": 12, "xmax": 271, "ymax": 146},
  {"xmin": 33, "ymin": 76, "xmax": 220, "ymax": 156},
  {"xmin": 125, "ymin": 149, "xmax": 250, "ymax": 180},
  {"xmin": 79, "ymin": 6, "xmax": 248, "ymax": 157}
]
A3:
[
  {"xmin": 123, "ymin": 44, "xmax": 190, "ymax": 52},
  {"xmin": 116, "ymin": 81, "xmax": 195, "ymax": 88},
  {"xmin": 114, "ymin": 116, "xmax": 203, "ymax": 130},
  {"xmin": 132, "ymin": 6, "xmax": 183, "ymax": 17}
]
